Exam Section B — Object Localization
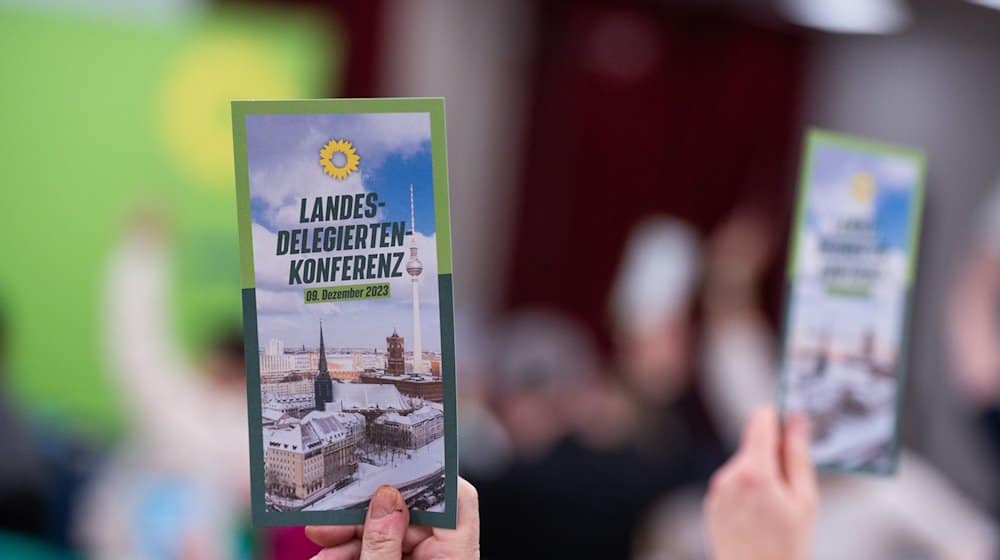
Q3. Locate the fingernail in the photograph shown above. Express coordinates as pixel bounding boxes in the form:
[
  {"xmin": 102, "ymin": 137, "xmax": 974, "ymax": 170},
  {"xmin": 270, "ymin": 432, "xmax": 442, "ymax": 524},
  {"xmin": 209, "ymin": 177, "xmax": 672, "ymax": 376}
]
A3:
[{"xmin": 369, "ymin": 485, "xmax": 401, "ymax": 519}]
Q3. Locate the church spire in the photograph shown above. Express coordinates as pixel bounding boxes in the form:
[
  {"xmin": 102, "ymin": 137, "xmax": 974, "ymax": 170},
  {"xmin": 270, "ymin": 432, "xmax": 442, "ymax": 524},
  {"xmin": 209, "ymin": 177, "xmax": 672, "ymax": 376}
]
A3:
[
  {"xmin": 314, "ymin": 320, "xmax": 333, "ymax": 411},
  {"xmin": 318, "ymin": 321, "xmax": 329, "ymax": 375}
]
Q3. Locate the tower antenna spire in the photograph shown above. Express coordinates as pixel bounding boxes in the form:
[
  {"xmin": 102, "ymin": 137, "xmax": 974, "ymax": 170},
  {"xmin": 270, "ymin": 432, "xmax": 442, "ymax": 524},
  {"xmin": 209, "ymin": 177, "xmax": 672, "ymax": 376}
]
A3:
[
  {"xmin": 409, "ymin": 184, "xmax": 417, "ymax": 244},
  {"xmin": 405, "ymin": 183, "xmax": 425, "ymax": 373}
]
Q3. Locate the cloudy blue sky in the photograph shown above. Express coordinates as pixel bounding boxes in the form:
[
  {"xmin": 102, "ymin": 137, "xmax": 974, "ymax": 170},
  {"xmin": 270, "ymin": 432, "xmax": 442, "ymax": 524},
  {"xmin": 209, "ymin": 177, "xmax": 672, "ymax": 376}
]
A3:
[{"xmin": 245, "ymin": 112, "xmax": 441, "ymax": 351}]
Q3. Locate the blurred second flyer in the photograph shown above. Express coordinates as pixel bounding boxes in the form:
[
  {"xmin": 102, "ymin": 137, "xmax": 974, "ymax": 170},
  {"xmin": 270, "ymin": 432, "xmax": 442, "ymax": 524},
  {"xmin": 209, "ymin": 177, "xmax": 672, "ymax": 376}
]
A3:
[{"xmin": 779, "ymin": 129, "xmax": 926, "ymax": 474}]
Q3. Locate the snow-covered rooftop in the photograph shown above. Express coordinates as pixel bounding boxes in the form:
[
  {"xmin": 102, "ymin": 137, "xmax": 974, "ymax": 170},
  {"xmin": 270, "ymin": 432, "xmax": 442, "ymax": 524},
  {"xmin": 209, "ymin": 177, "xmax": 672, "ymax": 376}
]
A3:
[
  {"xmin": 266, "ymin": 410, "xmax": 366, "ymax": 453},
  {"xmin": 374, "ymin": 405, "xmax": 444, "ymax": 427},
  {"xmin": 329, "ymin": 384, "xmax": 411, "ymax": 412},
  {"xmin": 367, "ymin": 373, "xmax": 441, "ymax": 384},
  {"xmin": 262, "ymin": 407, "xmax": 286, "ymax": 422}
]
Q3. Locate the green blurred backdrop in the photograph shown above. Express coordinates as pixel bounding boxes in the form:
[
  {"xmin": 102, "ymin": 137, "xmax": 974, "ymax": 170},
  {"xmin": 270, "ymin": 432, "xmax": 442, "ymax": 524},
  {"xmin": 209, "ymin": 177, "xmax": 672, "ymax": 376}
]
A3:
[{"xmin": 0, "ymin": 5, "xmax": 336, "ymax": 437}]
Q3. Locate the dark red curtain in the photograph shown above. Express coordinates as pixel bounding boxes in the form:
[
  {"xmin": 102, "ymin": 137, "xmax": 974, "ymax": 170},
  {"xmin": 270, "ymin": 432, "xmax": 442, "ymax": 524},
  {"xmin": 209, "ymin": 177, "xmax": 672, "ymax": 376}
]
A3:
[{"xmin": 504, "ymin": 1, "xmax": 807, "ymax": 349}]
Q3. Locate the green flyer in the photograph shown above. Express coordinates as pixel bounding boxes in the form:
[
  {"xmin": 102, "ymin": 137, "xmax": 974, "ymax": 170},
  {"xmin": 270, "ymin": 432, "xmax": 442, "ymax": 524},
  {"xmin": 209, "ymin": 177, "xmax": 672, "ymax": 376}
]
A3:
[
  {"xmin": 779, "ymin": 129, "xmax": 926, "ymax": 475},
  {"xmin": 231, "ymin": 99, "xmax": 457, "ymax": 527}
]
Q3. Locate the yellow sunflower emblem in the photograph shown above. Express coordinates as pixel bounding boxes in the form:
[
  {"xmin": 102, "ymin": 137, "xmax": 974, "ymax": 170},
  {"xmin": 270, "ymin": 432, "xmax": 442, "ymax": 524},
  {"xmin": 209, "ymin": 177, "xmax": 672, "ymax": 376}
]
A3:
[
  {"xmin": 319, "ymin": 139, "xmax": 360, "ymax": 180},
  {"xmin": 850, "ymin": 171, "xmax": 876, "ymax": 204}
]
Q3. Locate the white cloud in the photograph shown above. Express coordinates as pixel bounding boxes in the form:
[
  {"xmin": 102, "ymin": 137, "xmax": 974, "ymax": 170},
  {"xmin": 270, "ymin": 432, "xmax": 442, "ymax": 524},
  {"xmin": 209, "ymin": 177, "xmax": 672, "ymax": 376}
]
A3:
[
  {"xmin": 875, "ymin": 156, "xmax": 919, "ymax": 189},
  {"xmin": 809, "ymin": 177, "xmax": 875, "ymax": 230},
  {"xmin": 319, "ymin": 112, "xmax": 431, "ymax": 167},
  {"xmin": 252, "ymin": 223, "xmax": 295, "ymax": 291},
  {"xmin": 250, "ymin": 157, "xmax": 368, "ymax": 211}
]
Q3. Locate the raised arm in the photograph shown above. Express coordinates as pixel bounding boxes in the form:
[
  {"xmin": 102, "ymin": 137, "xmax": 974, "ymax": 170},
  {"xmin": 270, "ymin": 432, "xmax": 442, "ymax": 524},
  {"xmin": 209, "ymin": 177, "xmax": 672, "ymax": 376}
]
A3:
[
  {"xmin": 104, "ymin": 222, "xmax": 201, "ymax": 432},
  {"xmin": 947, "ymin": 250, "xmax": 1000, "ymax": 406}
]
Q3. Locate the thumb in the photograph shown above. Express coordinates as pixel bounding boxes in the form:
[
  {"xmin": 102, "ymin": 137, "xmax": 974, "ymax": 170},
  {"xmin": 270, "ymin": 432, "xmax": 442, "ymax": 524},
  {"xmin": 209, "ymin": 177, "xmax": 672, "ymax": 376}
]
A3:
[
  {"xmin": 360, "ymin": 485, "xmax": 409, "ymax": 560},
  {"xmin": 782, "ymin": 414, "xmax": 818, "ymax": 501}
]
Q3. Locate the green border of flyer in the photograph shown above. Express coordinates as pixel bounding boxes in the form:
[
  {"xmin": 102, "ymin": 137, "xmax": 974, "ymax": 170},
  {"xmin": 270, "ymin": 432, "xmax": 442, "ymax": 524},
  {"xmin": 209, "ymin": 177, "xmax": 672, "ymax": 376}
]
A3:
[{"xmin": 231, "ymin": 98, "xmax": 458, "ymax": 528}]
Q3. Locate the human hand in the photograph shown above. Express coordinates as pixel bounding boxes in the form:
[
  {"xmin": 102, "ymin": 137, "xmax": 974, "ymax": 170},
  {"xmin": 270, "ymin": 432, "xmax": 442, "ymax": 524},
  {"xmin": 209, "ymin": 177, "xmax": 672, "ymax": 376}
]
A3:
[
  {"xmin": 704, "ymin": 407, "xmax": 818, "ymax": 560},
  {"xmin": 947, "ymin": 254, "xmax": 1000, "ymax": 405},
  {"xmin": 305, "ymin": 478, "xmax": 480, "ymax": 559},
  {"xmin": 706, "ymin": 211, "xmax": 773, "ymax": 292}
]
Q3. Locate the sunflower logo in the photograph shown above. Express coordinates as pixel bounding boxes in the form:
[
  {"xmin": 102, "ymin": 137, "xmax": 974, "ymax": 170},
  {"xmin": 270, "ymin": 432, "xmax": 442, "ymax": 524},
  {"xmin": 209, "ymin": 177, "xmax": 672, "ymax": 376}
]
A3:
[
  {"xmin": 850, "ymin": 171, "xmax": 876, "ymax": 205},
  {"xmin": 319, "ymin": 139, "xmax": 360, "ymax": 181}
]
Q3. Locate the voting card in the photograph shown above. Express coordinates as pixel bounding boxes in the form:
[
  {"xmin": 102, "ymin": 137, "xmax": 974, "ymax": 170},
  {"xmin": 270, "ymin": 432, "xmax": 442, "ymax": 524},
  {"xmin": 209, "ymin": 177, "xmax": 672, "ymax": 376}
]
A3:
[
  {"xmin": 779, "ymin": 129, "xmax": 925, "ymax": 474},
  {"xmin": 232, "ymin": 98, "xmax": 458, "ymax": 526}
]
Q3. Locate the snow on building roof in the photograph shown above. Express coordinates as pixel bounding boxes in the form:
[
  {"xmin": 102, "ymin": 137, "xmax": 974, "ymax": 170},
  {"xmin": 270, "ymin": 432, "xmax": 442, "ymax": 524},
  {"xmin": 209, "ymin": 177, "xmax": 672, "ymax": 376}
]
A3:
[
  {"xmin": 374, "ymin": 405, "xmax": 444, "ymax": 427},
  {"xmin": 329, "ymin": 383, "xmax": 411, "ymax": 412},
  {"xmin": 267, "ymin": 424, "xmax": 306, "ymax": 452},
  {"xmin": 422, "ymin": 401, "xmax": 444, "ymax": 412},
  {"xmin": 303, "ymin": 409, "xmax": 366, "ymax": 431},
  {"xmin": 368, "ymin": 373, "xmax": 440, "ymax": 383},
  {"xmin": 266, "ymin": 410, "xmax": 366, "ymax": 453},
  {"xmin": 262, "ymin": 407, "xmax": 286, "ymax": 422}
]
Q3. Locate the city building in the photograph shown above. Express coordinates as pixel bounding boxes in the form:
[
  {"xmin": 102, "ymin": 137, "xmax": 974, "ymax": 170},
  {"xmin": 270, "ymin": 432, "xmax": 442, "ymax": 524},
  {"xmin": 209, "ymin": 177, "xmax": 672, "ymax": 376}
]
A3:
[
  {"xmin": 264, "ymin": 394, "xmax": 315, "ymax": 416},
  {"xmin": 260, "ymin": 337, "xmax": 295, "ymax": 382},
  {"xmin": 260, "ymin": 354, "xmax": 295, "ymax": 382},
  {"xmin": 262, "ymin": 379, "xmax": 313, "ymax": 401},
  {"xmin": 370, "ymin": 405, "xmax": 444, "ymax": 449},
  {"xmin": 266, "ymin": 338, "xmax": 284, "ymax": 356},
  {"xmin": 358, "ymin": 373, "xmax": 443, "ymax": 403},
  {"xmin": 326, "ymin": 383, "xmax": 412, "ymax": 420},
  {"xmin": 264, "ymin": 410, "xmax": 365, "ymax": 500},
  {"xmin": 290, "ymin": 351, "xmax": 313, "ymax": 373},
  {"xmin": 358, "ymin": 351, "xmax": 385, "ymax": 372},
  {"xmin": 262, "ymin": 406, "xmax": 290, "ymax": 427},
  {"xmin": 386, "ymin": 329, "xmax": 405, "ymax": 375}
]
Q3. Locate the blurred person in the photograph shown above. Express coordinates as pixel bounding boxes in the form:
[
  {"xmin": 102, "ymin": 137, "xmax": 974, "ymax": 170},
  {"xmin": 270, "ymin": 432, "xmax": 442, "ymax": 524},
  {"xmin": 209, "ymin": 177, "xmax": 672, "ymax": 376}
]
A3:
[
  {"xmin": 471, "ymin": 219, "xmax": 725, "ymax": 559},
  {"xmin": 700, "ymin": 210, "xmax": 780, "ymax": 445},
  {"xmin": 0, "ymin": 302, "xmax": 47, "ymax": 539},
  {"xmin": 947, "ymin": 179, "xmax": 1000, "ymax": 479},
  {"xmin": 487, "ymin": 308, "xmax": 604, "ymax": 462},
  {"xmin": 609, "ymin": 217, "xmax": 701, "ymax": 404},
  {"xmin": 639, "ymin": 449, "xmax": 997, "ymax": 559},
  {"xmin": 75, "ymin": 213, "xmax": 250, "ymax": 560},
  {"xmin": 454, "ymin": 311, "xmax": 544, "ymax": 483},
  {"xmin": 634, "ymin": 214, "xmax": 999, "ymax": 559},
  {"xmin": 305, "ymin": 478, "xmax": 480, "ymax": 559},
  {"xmin": 607, "ymin": 216, "xmax": 723, "ymax": 473},
  {"xmin": 0, "ymin": 300, "xmax": 103, "ymax": 558}
]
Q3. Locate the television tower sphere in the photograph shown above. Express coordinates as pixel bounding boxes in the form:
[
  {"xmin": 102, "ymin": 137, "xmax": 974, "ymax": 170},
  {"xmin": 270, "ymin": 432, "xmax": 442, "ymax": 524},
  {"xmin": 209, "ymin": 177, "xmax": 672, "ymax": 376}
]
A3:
[{"xmin": 406, "ymin": 253, "xmax": 423, "ymax": 277}]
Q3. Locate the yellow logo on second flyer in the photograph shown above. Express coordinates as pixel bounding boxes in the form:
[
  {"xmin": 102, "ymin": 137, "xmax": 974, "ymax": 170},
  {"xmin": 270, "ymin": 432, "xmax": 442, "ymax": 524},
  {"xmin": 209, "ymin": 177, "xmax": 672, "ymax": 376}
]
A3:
[
  {"xmin": 319, "ymin": 139, "xmax": 360, "ymax": 180},
  {"xmin": 851, "ymin": 171, "xmax": 876, "ymax": 204}
]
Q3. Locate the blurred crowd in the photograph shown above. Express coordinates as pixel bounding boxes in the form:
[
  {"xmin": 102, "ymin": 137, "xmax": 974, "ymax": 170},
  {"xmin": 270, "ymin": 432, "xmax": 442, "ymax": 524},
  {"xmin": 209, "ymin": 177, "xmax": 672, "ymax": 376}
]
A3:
[{"xmin": 3, "ymin": 0, "xmax": 1000, "ymax": 558}]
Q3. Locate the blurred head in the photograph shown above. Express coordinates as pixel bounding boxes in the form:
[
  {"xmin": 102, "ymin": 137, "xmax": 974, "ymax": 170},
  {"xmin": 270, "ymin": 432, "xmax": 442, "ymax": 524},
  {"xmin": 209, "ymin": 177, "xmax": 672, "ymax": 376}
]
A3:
[
  {"xmin": 609, "ymin": 217, "xmax": 701, "ymax": 404},
  {"xmin": 490, "ymin": 309, "xmax": 600, "ymax": 458},
  {"xmin": 204, "ymin": 328, "xmax": 245, "ymax": 391}
]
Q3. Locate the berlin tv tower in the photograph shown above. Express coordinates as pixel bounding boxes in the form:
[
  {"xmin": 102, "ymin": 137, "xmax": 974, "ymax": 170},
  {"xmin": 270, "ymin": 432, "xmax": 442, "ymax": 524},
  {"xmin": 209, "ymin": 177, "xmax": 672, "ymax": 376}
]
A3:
[{"xmin": 406, "ymin": 184, "xmax": 425, "ymax": 373}]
